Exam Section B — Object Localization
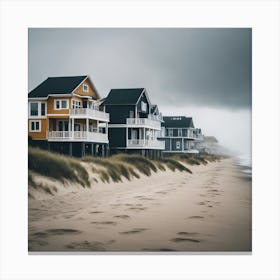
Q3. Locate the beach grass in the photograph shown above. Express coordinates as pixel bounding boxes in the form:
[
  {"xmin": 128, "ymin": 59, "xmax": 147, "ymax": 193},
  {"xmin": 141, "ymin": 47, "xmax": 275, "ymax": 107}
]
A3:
[
  {"xmin": 28, "ymin": 147, "xmax": 222, "ymax": 187},
  {"xmin": 28, "ymin": 147, "xmax": 90, "ymax": 187}
]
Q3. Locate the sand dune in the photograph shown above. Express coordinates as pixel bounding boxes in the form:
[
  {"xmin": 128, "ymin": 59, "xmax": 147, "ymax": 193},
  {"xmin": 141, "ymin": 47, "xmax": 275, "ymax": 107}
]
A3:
[{"xmin": 28, "ymin": 158, "xmax": 251, "ymax": 252}]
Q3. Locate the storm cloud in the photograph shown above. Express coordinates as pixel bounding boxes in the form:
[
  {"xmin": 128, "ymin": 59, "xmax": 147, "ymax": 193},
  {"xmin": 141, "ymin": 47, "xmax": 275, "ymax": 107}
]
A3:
[{"xmin": 28, "ymin": 28, "xmax": 251, "ymax": 109}]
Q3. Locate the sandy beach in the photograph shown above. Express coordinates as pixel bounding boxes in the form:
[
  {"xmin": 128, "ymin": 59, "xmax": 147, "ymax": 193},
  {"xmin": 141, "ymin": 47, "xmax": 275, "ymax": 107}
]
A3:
[{"xmin": 28, "ymin": 158, "xmax": 251, "ymax": 252}]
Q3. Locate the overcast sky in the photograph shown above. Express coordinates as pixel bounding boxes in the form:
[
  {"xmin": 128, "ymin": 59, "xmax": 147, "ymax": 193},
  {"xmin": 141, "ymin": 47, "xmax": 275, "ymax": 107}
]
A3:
[{"xmin": 29, "ymin": 28, "xmax": 252, "ymax": 155}]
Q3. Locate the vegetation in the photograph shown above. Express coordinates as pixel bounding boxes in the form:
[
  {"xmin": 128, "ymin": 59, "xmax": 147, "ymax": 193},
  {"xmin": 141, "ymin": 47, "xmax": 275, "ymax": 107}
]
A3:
[
  {"xmin": 28, "ymin": 147, "xmax": 90, "ymax": 187},
  {"xmin": 28, "ymin": 146, "xmax": 223, "ymax": 189},
  {"xmin": 159, "ymin": 158, "xmax": 192, "ymax": 173}
]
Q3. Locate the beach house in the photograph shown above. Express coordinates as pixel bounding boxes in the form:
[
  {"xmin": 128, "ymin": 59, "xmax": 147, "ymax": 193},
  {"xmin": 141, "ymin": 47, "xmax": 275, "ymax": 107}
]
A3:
[
  {"xmin": 159, "ymin": 116, "xmax": 203, "ymax": 154},
  {"xmin": 102, "ymin": 88, "xmax": 165, "ymax": 158},
  {"xmin": 28, "ymin": 75, "xmax": 109, "ymax": 157}
]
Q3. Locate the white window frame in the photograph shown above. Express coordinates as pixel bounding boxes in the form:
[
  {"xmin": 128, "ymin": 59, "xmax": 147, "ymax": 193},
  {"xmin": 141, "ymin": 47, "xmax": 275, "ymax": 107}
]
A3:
[
  {"xmin": 29, "ymin": 120, "xmax": 41, "ymax": 132},
  {"xmin": 71, "ymin": 99, "xmax": 82, "ymax": 109},
  {"xmin": 82, "ymin": 84, "xmax": 89, "ymax": 92},
  {"xmin": 176, "ymin": 141, "xmax": 181, "ymax": 149},
  {"xmin": 29, "ymin": 101, "xmax": 47, "ymax": 118},
  {"xmin": 54, "ymin": 99, "xmax": 69, "ymax": 110}
]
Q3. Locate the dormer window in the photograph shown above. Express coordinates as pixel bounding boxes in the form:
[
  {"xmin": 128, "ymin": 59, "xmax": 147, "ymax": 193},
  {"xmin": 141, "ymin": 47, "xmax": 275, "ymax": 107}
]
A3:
[{"xmin": 83, "ymin": 84, "xmax": 89, "ymax": 92}]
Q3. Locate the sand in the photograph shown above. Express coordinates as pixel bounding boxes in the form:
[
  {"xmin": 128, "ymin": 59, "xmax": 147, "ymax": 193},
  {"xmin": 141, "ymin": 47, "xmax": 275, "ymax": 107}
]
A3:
[{"xmin": 28, "ymin": 158, "xmax": 252, "ymax": 252}]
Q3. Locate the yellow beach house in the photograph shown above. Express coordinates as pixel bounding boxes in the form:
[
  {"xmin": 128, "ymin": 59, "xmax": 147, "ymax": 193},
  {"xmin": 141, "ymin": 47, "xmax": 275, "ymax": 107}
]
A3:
[{"xmin": 28, "ymin": 75, "xmax": 109, "ymax": 157}]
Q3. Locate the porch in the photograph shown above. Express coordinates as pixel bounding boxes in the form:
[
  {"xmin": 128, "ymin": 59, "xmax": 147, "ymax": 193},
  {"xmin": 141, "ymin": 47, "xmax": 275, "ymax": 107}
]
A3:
[
  {"xmin": 126, "ymin": 127, "xmax": 164, "ymax": 150},
  {"xmin": 47, "ymin": 118, "xmax": 108, "ymax": 143}
]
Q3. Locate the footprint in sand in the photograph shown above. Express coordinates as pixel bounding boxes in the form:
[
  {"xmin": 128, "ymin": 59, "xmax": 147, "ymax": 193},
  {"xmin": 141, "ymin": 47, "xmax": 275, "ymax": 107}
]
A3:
[
  {"xmin": 139, "ymin": 197, "xmax": 154, "ymax": 201},
  {"xmin": 188, "ymin": 216, "xmax": 204, "ymax": 219},
  {"xmin": 32, "ymin": 228, "xmax": 82, "ymax": 237},
  {"xmin": 89, "ymin": 211, "xmax": 104, "ymax": 214},
  {"xmin": 170, "ymin": 237, "xmax": 201, "ymax": 243},
  {"xmin": 128, "ymin": 207, "xmax": 147, "ymax": 211},
  {"xmin": 155, "ymin": 191, "xmax": 167, "ymax": 195},
  {"xmin": 177, "ymin": 231, "xmax": 199, "ymax": 236},
  {"xmin": 142, "ymin": 248, "xmax": 177, "ymax": 252},
  {"xmin": 66, "ymin": 240, "xmax": 106, "ymax": 251},
  {"xmin": 91, "ymin": 221, "xmax": 117, "ymax": 226},
  {"xmin": 28, "ymin": 239, "xmax": 49, "ymax": 249},
  {"xmin": 119, "ymin": 228, "xmax": 148, "ymax": 234},
  {"xmin": 114, "ymin": 215, "xmax": 130, "ymax": 219},
  {"xmin": 197, "ymin": 202, "xmax": 206, "ymax": 205}
]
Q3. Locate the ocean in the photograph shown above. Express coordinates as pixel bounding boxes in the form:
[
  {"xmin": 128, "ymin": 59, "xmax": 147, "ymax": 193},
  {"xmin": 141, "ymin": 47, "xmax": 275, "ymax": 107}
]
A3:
[{"xmin": 234, "ymin": 154, "xmax": 252, "ymax": 178}]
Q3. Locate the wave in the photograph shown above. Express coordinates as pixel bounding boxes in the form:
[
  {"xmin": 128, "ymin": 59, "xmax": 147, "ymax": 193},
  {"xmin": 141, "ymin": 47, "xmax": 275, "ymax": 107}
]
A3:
[{"xmin": 234, "ymin": 154, "xmax": 252, "ymax": 177}]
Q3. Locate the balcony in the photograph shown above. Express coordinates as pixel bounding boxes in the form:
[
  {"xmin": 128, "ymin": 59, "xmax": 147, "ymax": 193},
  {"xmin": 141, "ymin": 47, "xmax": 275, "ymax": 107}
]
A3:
[
  {"xmin": 70, "ymin": 108, "xmax": 109, "ymax": 122},
  {"xmin": 48, "ymin": 131, "xmax": 108, "ymax": 143},
  {"xmin": 127, "ymin": 139, "xmax": 165, "ymax": 150},
  {"xmin": 126, "ymin": 117, "xmax": 161, "ymax": 130}
]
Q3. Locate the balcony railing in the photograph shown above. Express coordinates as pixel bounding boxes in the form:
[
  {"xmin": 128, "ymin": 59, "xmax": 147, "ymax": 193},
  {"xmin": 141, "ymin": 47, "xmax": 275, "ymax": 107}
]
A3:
[
  {"xmin": 127, "ymin": 139, "xmax": 165, "ymax": 149},
  {"xmin": 48, "ymin": 131, "xmax": 108, "ymax": 143},
  {"xmin": 70, "ymin": 108, "xmax": 109, "ymax": 121},
  {"xmin": 148, "ymin": 113, "xmax": 163, "ymax": 122},
  {"xmin": 126, "ymin": 118, "xmax": 161, "ymax": 130}
]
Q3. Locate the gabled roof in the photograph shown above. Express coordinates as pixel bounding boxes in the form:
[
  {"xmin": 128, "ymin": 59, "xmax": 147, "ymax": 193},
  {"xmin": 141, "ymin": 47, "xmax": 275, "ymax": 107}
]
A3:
[
  {"xmin": 28, "ymin": 75, "xmax": 88, "ymax": 98},
  {"xmin": 162, "ymin": 116, "xmax": 194, "ymax": 128},
  {"xmin": 102, "ymin": 88, "xmax": 145, "ymax": 105}
]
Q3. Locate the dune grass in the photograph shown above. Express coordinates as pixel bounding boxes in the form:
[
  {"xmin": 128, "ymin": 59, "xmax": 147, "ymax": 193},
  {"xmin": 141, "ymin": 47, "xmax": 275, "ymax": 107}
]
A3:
[
  {"xmin": 28, "ymin": 147, "xmax": 222, "ymax": 187},
  {"xmin": 28, "ymin": 147, "xmax": 90, "ymax": 187},
  {"xmin": 159, "ymin": 158, "xmax": 192, "ymax": 173},
  {"xmin": 82, "ymin": 155, "xmax": 141, "ymax": 183}
]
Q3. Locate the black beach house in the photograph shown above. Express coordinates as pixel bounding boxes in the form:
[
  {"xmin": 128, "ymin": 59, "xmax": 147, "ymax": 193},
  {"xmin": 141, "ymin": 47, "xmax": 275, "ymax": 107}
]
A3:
[
  {"xmin": 102, "ymin": 88, "xmax": 165, "ymax": 158},
  {"xmin": 159, "ymin": 116, "xmax": 203, "ymax": 154}
]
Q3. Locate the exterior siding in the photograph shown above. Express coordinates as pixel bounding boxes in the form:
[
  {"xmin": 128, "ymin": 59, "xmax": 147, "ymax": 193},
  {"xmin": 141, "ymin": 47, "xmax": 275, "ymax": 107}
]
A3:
[
  {"xmin": 28, "ymin": 118, "xmax": 48, "ymax": 140},
  {"xmin": 108, "ymin": 127, "xmax": 126, "ymax": 148},
  {"xmin": 73, "ymin": 78, "xmax": 99, "ymax": 98},
  {"xmin": 47, "ymin": 97, "xmax": 71, "ymax": 115},
  {"xmin": 105, "ymin": 105, "xmax": 135, "ymax": 124}
]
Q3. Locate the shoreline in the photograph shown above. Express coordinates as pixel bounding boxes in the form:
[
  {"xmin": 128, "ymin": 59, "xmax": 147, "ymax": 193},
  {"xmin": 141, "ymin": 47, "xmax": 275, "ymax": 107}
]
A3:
[{"xmin": 28, "ymin": 157, "xmax": 252, "ymax": 252}]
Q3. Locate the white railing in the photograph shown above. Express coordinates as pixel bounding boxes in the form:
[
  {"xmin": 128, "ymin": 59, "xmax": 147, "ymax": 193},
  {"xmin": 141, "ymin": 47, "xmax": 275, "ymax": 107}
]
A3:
[
  {"xmin": 48, "ymin": 131, "xmax": 108, "ymax": 143},
  {"xmin": 126, "ymin": 118, "xmax": 161, "ymax": 130},
  {"xmin": 70, "ymin": 108, "xmax": 109, "ymax": 121},
  {"xmin": 148, "ymin": 113, "xmax": 163, "ymax": 122},
  {"xmin": 127, "ymin": 139, "xmax": 165, "ymax": 149}
]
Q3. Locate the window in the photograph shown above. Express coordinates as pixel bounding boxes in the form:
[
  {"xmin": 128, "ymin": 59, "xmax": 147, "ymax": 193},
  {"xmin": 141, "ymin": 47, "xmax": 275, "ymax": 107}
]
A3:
[
  {"xmin": 54, "ymin": 99, "xmax": 69, "ymax": 110},
  {"xmin": 83, "ymin": 84, "xmax": 89, "ymax": 92},
  {"xmin": 30, "ymin": 103, "xmax": 38, "ymax": 116},
  {"xmin": 29, "ymin": 102, "xmax": 46, "ymax": 117},
  {"xmin": 141, "ymin": 101, "xmax": 147, "ymax": 112},
  {"xmin": 29, "ymin": 120, "xmax": 41, "ymax": 132},
  {"xmin": 61, "ymin": 100, "xmax": 67, "ymax": 108},
  {"xmin": 72, "ymin": 100, "xmax": 82, "ymax": 108},
  {"xmin": 41, "ymin": 103, "xmax": 46, "ymax": 116},
  {"xmin": 176, "ymin": 141, "xmax": 181, "ymax": 149}
]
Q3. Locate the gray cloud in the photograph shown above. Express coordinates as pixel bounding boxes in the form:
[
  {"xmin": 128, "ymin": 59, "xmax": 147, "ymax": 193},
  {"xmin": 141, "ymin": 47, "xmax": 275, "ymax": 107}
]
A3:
[{"xmin": 29, "ymin": 28, "xmax": 251, "ymax": 109}]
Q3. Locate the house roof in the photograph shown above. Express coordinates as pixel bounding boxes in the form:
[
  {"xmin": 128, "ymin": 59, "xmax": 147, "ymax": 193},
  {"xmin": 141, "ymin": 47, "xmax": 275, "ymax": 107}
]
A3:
[
  {"xmin": 103, "ymin": 88, "xmax": 145, "ymax": 105},
  {"xmin": 151, "ymin": 105, "xmax": 159, "ymax": 114},
  {"xmin": 28, "ymin": 75, "xmax": 88, "ymax": 98},
  {"xmin": 162, "ymin": 116, "xmax": 194, "ymax": 128}
]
